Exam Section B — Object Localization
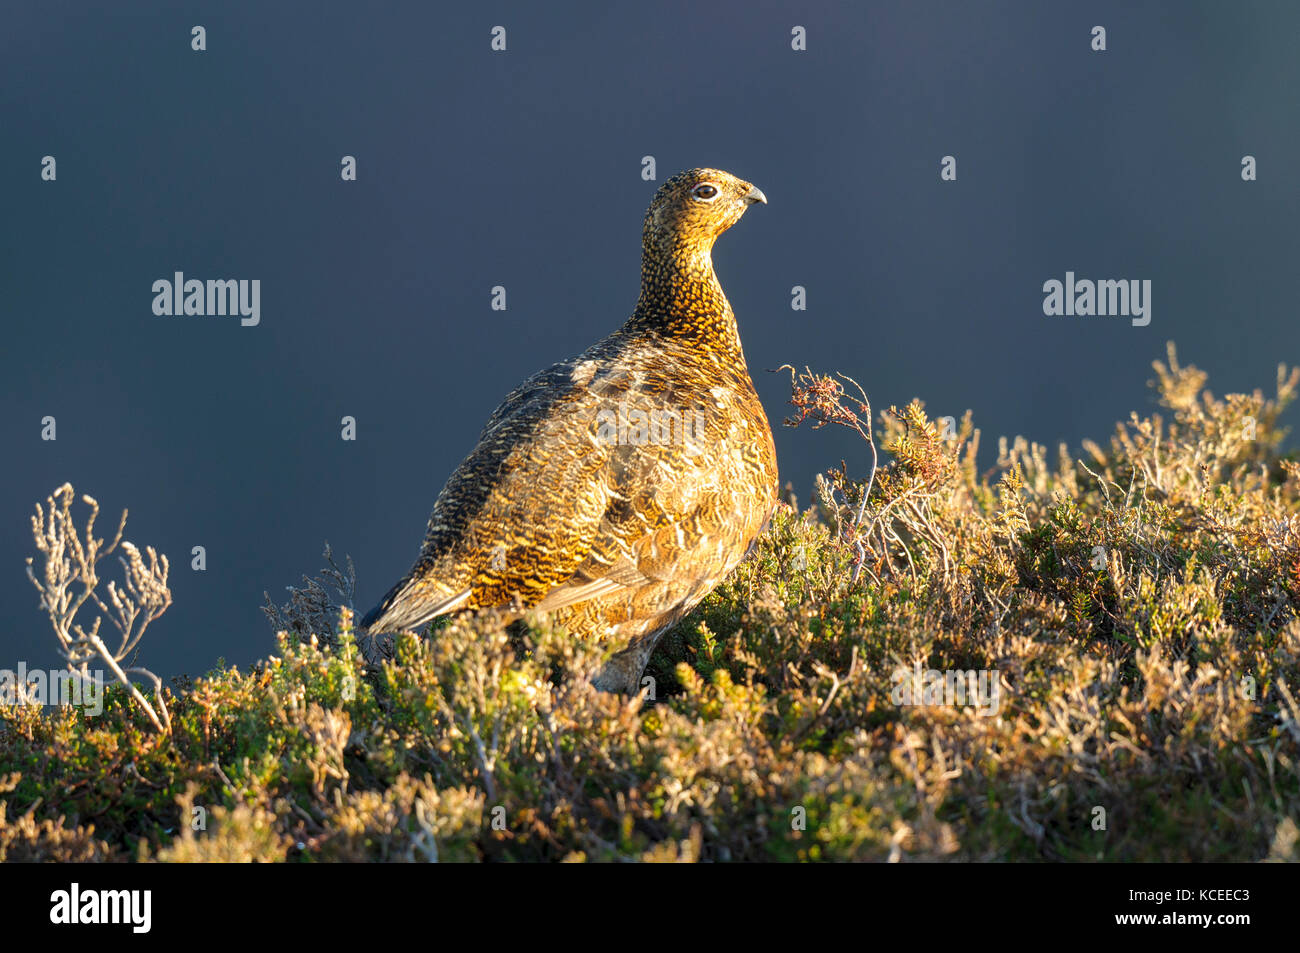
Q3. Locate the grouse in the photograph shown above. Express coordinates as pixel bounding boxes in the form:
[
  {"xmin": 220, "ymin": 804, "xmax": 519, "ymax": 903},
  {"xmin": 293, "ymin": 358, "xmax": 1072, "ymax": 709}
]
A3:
[{"xmin": 361, "ymin": 168, "xmax": 779, "ymax": 693}]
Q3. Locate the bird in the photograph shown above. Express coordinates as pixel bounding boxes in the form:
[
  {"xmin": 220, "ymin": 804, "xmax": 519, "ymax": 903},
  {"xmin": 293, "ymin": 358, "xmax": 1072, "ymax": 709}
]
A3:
[{"xmin": 361, "ymin": 168, "xmax": 779, "ymax": 693}]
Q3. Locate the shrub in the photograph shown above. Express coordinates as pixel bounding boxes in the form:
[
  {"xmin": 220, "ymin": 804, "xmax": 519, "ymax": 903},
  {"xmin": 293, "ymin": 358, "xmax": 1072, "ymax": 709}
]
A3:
[{"xmin": 3, "ymin": 344, "xmax": 1297, "ymax": 861}]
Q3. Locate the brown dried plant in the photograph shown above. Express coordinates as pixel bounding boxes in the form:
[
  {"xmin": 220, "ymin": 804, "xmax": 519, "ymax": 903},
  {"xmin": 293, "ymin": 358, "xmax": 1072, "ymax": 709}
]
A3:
[
  {"xmin": 24, "ymin": 483, "xmax": 172, "ymax": 733},
  {"xmin": 262, "ymin": 542, "xmax": 358, "ymax": 652},
  {"xmin": 777, "ymin": 364, "xmax": 878, "ymax": 581}
]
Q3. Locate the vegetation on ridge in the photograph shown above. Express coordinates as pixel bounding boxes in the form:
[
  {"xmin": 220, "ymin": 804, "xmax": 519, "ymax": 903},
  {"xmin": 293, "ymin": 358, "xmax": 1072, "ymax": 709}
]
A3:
[{"xmin": 3, "ymin": 343, "xmax": 1298, "ymax": 862}]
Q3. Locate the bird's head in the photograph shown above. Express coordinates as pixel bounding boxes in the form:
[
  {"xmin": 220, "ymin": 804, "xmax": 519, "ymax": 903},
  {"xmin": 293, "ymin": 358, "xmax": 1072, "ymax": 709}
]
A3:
[{"xmin": 643, "ymin": 168, "xmax": 767, "ymax": 259}]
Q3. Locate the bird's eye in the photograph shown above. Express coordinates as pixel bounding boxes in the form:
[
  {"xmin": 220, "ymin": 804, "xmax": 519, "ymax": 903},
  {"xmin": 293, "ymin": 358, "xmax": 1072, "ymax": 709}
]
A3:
[{"xmin": 692, "ymin": 184, "xmax": 719, "ymax": 201}]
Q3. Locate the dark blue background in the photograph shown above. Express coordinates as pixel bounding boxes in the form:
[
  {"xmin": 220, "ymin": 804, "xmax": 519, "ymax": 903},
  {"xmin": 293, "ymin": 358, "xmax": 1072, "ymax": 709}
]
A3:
[{"xmin": 4, "ymin": 1, "xmax": 1298, "ymax": 678}]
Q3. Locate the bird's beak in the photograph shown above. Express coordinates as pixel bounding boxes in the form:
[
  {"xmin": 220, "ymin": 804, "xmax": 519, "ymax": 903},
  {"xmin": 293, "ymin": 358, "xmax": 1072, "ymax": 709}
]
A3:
[{"xmin": 743, "ymin": 185, "xmax": 768, "ymax": 206}]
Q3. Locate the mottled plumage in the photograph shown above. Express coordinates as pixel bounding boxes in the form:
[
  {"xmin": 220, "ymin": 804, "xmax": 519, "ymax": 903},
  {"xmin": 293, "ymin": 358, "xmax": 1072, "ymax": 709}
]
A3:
[{"xmin": 362, "ymin": 168, "xmax": 778, "ymax": 692}]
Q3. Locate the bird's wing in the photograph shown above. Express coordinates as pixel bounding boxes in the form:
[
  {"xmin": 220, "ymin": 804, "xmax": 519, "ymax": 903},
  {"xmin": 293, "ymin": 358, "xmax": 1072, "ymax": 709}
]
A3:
[
  {"xmin": 515, "ymin": 366, "xmax": 747, "ymax": 614},
  {"xmin": 406, "ymin": 359, "xmax": 639, "ymax": 596},
  {"xmin": 376, "ymin": 352, "xmax": 739, "ymax": 629},
  {"xmin": 529, "ymin": 478, "xmax": 730, "ymax": 615}
]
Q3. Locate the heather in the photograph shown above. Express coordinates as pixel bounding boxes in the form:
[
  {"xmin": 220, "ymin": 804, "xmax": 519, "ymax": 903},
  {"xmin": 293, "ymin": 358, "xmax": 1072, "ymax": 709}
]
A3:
[{"xmin": 4, "ymin": 344, "xmax": 1297, "ymax": 862}]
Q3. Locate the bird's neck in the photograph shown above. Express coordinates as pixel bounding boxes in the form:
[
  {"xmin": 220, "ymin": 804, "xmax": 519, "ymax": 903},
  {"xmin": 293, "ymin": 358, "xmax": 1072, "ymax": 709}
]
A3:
[{"xmin": 628, "ymin": 240, "xmax": 746, "ymax": 361}]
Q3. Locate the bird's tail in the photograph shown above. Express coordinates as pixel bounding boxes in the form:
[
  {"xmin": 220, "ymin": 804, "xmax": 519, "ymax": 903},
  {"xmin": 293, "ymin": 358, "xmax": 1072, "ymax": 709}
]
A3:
[{"xmin": 359, "ymin": 573, "xmax": 473, "ymax": 634}]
